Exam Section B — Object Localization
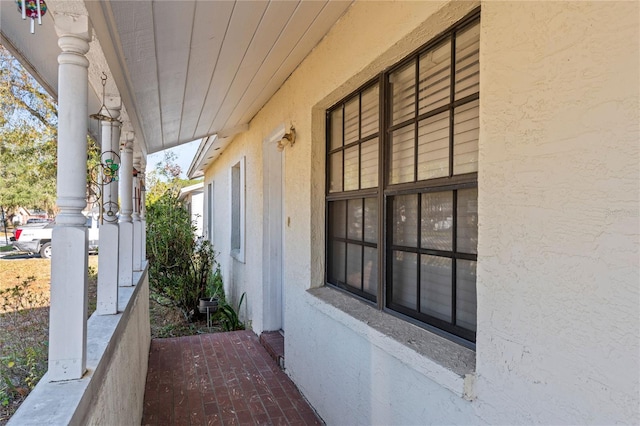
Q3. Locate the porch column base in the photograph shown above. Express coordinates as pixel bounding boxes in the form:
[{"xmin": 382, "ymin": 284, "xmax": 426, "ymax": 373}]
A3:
[
  {"xmin": 97, "ymin": 223, "xmax": 119, "ymax": 314},
  {"xmin": 133, "ymin": 220, "xmax": 142, "ymax": 271},
  {"xmin": 49, "ymin": 226, "xmax": 88, "ymax": 380},
  {"xmin": 119, "ymin": 222, "xmax": 134, "ymax": 286},
  {"xmin": 141, "ymin": 219, "xmax": 146, "ymax": 262}
]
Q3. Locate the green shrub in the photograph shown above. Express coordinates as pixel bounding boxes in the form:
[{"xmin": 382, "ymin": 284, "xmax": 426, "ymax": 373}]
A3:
[
  {"xmin": 0, "ymin": 278, "xmax": 48, "ymax": 411},
  {"xmin": 146, "ymin": 188, "xmax": 219, "ymax": 320}
]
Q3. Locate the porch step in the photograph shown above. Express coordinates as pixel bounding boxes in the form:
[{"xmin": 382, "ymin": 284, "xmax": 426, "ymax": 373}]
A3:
[{"xmin": 259, "ymin": 331, "xmax": 285, "ymax": 369}]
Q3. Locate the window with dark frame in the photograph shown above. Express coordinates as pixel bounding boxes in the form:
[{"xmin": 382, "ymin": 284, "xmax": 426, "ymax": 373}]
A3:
[{"xmin": 326, "ymin": 12, "xmax": 479, "ymax": 344}]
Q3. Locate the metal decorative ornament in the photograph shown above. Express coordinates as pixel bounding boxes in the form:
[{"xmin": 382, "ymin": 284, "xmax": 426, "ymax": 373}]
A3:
[
  {"xmin": 89, "ymin": 73, "xmax": 123, "ymax": 224},
  {"xmin": 89, "ymin": 150, "xmax": 121, "ymax": 224},
  {"xmin": 15, "ymin": 0, "xmax": 47, "ymax": 34}
]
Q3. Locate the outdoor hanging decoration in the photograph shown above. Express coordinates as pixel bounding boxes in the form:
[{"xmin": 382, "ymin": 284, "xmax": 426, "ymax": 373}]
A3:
[
  {"xmin": 89, "ymin": 150, "xmax": 121, "ymax": 224},
  {"xmin": 90, "ymin": 73, "xmax": 120, "ymax": 123},
  {"xmin": 89, "ymin": 72, "xmax": 122, "ymax": 224},
  {"xmin": 15, "ymin": 0, "xmax": 47, "ymax": 34}
]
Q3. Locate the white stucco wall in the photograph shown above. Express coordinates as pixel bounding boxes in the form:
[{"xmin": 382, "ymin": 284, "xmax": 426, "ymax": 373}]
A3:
[
  {"xmin": 86, "ymin": 270, "xmax": 151, "ymax": 425},
  {"xmin": 476, "ymin": 2, "xmax": 639, "ymax": 424},
  {"xmin": 205, "ymin": 148, "xmax": 258, "ymax": 329},
  {"xmin": 202, "ymin": 1, "xmax": 639, "ymax": 424}
]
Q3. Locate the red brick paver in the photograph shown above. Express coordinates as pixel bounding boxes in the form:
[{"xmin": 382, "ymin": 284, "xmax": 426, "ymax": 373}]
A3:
[{"xmin": 142, "ymin": 331, "xmax": 322, "ymax": 426}]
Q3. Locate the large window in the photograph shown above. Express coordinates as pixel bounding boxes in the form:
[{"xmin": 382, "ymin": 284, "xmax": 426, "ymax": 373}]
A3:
[{"xmin": 326, "ymin": 12, "xmax": 479, "ymax": 343}]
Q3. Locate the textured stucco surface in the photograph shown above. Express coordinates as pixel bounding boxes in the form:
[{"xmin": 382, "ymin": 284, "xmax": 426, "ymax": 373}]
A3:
[
  {"xmin": 476, "ymin": 2, "xmax": 639, "ymax": 424},
  {"xmin": 85, "ymin": 270, "xmax": 150, "ymax": 425},
  {"xmin": 202, "ymin": 1, "xmax": 639, "ymax": 424}
]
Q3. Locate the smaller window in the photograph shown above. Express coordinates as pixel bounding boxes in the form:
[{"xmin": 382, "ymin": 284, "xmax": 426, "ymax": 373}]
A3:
[
  {"xmin": 207, "ymin": 181, "xmax": 214, "ymax": 241},
  {"xmin": 231, "ymin": 157, "xmax": 245, "ymax": 262}
]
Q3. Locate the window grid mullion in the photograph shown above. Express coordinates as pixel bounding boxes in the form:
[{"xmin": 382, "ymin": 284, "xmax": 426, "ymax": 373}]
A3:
[
  {"xmin": 379, "ymin": 75, "xmax": 388, "ymax": 310},
  {"xmin": 413, "ymin": 59, "xmax": 419, "ymax": 183},
  {"xmin": 360, "ymin": 198, "xmax": 365, "ymax": 292},
  {"xmin": 449, "ymin": 29, "xmax": 456, "ymax": 178},
  {"xmin": 358, "ymin": 93, "xmax": 362, "ymax": 190},
  {"xmin": 416, "ymin": 193, "xmax": 422, "ymax": 313},
  {"xmin": 342, "ymin": 199, "xmax": 348, "ymax": 286},
  {"xmin": 451, "ymin": 189, "xmax": 458, "ymax": 326},
  {"xmin": 341, "ymin": 104, "xmax": 346, "ymax": 192}
]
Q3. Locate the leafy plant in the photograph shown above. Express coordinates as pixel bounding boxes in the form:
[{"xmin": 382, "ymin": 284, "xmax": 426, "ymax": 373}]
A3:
[
  {"xmin": 190, "ymin": 238, "xmax": 217, "ymax": 302},
  {"xmin": 146, "ymin": 187, "xmax": 218, "ymax": 320},
  {"xmin": 206, "ymin": 264, "xmax": 224, "ymax": 301},
  {"xmin": 0, "ymin": 278, "xmax": 49, "ymax": 413},
  {"xmin": 219, "ymin": 292, "xmax": 246, "ymax": 331}
]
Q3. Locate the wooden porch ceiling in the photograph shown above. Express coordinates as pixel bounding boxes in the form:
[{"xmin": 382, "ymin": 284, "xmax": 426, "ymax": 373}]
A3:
[
  {"xmin": 0, "ymin": 0, "xmax": 353, "ymax": 155},
  {"xmin": 89, "ymin": 0, "xmax": 353, "ymax": 154}
]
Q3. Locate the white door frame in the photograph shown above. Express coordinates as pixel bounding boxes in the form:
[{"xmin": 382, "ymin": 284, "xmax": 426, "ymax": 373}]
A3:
[{"xmin": 262, "ymin": 124, "xmax": 286, "ymax": 331}]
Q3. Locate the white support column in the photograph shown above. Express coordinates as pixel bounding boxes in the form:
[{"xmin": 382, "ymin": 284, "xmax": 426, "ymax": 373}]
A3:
[
  {"xmin": 132, "ymin": 157, "xmax": 142, "ymax": 271},
  {"xmin": 118, "ymin": 134, "xmax": 134, "ymax": 286},
  {"xmin": 49, "ymin": 14, "xmax": 91, "ymax": 381},
  {"xmin": 97, "ymin": 103, "xmax": 121, "ymax": 315},
  {"xmin": 140, "ymin": 167, "xmax": 147, "ymax": 265}
]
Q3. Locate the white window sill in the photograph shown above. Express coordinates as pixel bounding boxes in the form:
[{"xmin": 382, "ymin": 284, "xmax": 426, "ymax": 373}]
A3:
[
  {"xmin": 230, "ymin": 248, "xmax": 245, "ymax": 263},
  {"xmin": 307, "ymin": 286, "xmax": 476, "ymax": 399}
]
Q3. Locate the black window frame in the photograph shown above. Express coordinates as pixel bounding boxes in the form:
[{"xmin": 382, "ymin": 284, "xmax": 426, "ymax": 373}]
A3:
[{"xmin": 325, "ymin": 9, "xmax": 480, "ymax": 345}]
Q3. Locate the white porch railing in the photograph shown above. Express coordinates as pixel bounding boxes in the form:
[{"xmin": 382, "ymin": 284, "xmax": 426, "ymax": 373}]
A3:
[{"xmin": 8, "ymin": 264, "xmax": 150, "ymax": 425}]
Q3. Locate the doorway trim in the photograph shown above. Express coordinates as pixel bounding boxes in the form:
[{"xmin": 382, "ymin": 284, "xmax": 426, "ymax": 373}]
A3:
[{"xmin": 262, "ymin": 124, "xmax": 286, "ymax": 332}]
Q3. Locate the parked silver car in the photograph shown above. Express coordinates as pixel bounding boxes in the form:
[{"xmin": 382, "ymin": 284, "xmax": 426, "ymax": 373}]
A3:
[{"xmin": 11, "ymin": 218, "xmax": 99, "ymax": 259}]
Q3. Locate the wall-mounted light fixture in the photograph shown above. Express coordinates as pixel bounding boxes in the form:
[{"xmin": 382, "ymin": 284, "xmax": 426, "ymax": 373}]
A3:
[{"xmin": 277, "ymin": 127, "xmax": 296, "ymax": 152}]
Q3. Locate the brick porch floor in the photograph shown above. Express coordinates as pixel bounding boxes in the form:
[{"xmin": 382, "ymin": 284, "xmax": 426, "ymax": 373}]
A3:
[{"xmin": 142, "ymin": 331, "xmax": 322, "ymax": 425}]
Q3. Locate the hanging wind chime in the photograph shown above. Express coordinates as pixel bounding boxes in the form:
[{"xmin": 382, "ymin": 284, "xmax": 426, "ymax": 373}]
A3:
[
  {"xmin": 15, "ymin": 0, "xmax": 48, "ymax": 34},
  {"xmin": 89, "ymin": 73, "xmax": 122, "ymax": 224}
]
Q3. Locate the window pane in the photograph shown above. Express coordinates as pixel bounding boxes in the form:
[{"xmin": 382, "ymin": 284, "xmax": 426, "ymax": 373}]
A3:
[
  {"xmin": 344, "ymin": 96, "xmax": 359, "ymax": 144},
  {"xmin": 330, "ymin": 108, "xmax": 343, "ymax": 150},
  {"xmin": 347, "ymin": 199, "xmax": 363, "ymax": 240},
  {"xmin": 329, "ymin": 200, "xmax": 346, "ymax": 239},
  {"xmin": 346, "ymin": 243, "xmax": 362, "ymax": 289},
  {"xmin": 329, "ymin": 152, "xmax": 343, "ymax": 193},
  {"xmin": 329, "ymin": 241, "xmax": 345, "ymax": 284},
  {"xmin": 392, "ymin": 251, "xmax": 417, "ymax": 309},
  {"xmin": 418, "ymin": 112, "xmax": 450, "ymax": 180},
  {"xmin": 360, "ymin": 138, "xmax": 378, "ymax": 189},
  {"xmin": 344, "ymin": 145, "xmax": 359, "ymax": 191},
  {"xmin": 456, "ymin": 259, "xmax": 477, "ymax": 332},
  {"xmin": 420, "ymin": 255, "xmax": 452, "ymax": 322},
  {"xmin": 455, "ymin": 22, "xmax": 480, "ymax": 100},
  {"xmin": 419, "ymin": 40, "xmax": 451, "ymax": 113},
  {"xmin": 453, "ymin": 99, "xmax": 479, "ymax": 174},
  {"xmin": 421, "ymin": 191, "xmax": 453, "ymax": 251},
  {"xmin": 364, "ymin": 197, "xmax": 377, "ymax": 243},
  {"xmin": 393, "ymin": 194, "xmax": 418, "ymax": 247},
  {"xmin": 361, "ymin": 85, "xmax": 379, "ymax": 138},
  {"xmin": 231, "ymin": 163, "xmax": 241, "ymax": 251},
  {"xmin": 363, "ymin": 247, "xmax": 378, "ymax": 297},
  {"xmin": 390, "ymin": 61, "xmax": 416, "ymax": 125},
  {"xmin": 457, "ymin": 188, "xmax": 478, "ymax": 254},
  {"xmin": 389, "ymin": 124, "xmax": 415, "ymax": 184}
]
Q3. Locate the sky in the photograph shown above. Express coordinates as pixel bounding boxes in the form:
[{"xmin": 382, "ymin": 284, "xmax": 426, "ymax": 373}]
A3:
[{"xmin": 145, "ymin": 139, "xmax": 201, "ymax": 180}]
